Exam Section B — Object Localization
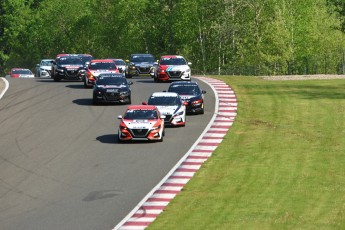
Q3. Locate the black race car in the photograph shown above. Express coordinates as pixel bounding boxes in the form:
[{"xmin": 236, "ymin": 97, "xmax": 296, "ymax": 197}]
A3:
[
  {"xmin": 167, "ymin": 81, "xmax": 206, "ymax": 114},
  {"xmin": 92, "ymin": 74, "xmax": 132, "ymax": 105},
  {"xmin": 125, "ymin": 53, "xmax": 156, "ymax": 78}
]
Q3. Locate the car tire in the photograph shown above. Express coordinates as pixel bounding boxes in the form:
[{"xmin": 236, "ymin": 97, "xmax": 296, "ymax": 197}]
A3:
[
  {"xmin": 53, "ymin": 76, "xmax": 61, "ymax": 82},
  {"xmin": 84, "ymin": 78, "xmax": 88, "ymax": 88},
  {"xmin": 92, "ymin": 96, "xmax": 98, "ymax": 105}
]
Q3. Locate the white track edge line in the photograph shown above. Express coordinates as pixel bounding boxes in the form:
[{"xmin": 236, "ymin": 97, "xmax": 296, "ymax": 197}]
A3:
[{"xmin": 0, "ymin": 77, "xmax": 9, "ymax": 100}]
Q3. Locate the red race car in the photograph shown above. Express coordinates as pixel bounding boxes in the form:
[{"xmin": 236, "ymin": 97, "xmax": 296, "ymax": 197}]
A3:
[
  {"xmin": 84, "ymin": 59, "xmax": 120, "ymax": 88},
  {"xmin": 117, "ymin": 105, "xmax": 165, "ymax": 142},
  {"xmin": 9, "ymin": 68, "xmax": 34, "ymax": 78},
  {"xmin": 153, "ymin": 55, "xmax": 192, "ymax": 82}
]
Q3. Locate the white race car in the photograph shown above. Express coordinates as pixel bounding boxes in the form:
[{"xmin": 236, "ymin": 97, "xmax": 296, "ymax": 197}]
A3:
[
  {"xmin": 144, "ymin": 92, "xmax": 186, "ymax": 127},
  {"xmin": 117, "ymin": 105, "xmax": 165, "ymax": 142}
]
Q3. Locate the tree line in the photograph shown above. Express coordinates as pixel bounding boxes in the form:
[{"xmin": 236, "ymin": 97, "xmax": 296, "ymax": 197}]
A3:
[{"xmin": 0, "ymin": 0, "xmax": 345, "ymax": 76}]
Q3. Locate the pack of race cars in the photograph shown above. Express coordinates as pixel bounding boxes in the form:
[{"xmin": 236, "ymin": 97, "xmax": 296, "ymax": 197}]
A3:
[{"xmin": 35, "ymin": 53, "xmax": 205, "ymax": 143}]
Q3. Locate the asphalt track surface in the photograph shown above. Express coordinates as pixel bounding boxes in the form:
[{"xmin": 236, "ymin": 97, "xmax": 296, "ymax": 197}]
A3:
[{"xmin": 0, "ymin": 76, "xmax": 215, "ymax": 230}]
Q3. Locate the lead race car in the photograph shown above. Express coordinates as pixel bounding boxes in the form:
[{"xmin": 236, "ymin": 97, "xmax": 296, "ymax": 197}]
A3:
[{"xmin": 117, "ymin": 105, "xmax": 165, "ymax": 142}]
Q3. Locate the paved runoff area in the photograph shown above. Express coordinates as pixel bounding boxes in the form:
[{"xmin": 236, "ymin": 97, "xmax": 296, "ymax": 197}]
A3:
[{"xmin": 114, "ymin": 76, "xmax": 238, "ymax": 230}]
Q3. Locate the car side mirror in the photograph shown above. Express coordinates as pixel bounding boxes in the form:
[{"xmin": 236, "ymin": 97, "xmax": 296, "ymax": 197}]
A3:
[
  {"xmin": 127, "ymin": 81, "xmax": 133, "ymax": 85},
  {"xmin": 36, "ymin": 64, "xmax": 40, "ymax": 67},
  {"xmin": 188, "ymin": 62, "xmax": 192, "ymax": 65},
  {"xmin": 142, "ymin": 102, "xmax": 148, "ymax": 105},
  {"xmin": 161, "ymin": 115, "xmax": 166, "ymax": 119},
  {"xmin": 202, "ymin": 90, "xmax": 206, "ymax": 94},
  {"xmin": 117, "ymin": 115, "xmax": 123, "ymax": 119}
]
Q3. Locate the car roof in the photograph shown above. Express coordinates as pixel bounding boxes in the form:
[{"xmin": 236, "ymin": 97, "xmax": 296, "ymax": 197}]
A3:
[
  {"xmin": 98, "ymin": 73, "xmax": 124, "ymax": 78},
  {"xmin": 160, "ymin": 55, "xmax": 184, "ymax": 59},
  {"xmin": 150, "ymin": 92, "xmax": 179, "ymax": 97},
  {"xmin": 78, "ymin": 54, "xmax": 93, "ymax": 57},
  {"xmin": 91, "ymin": 59, "xmax": 115, "ymax": 63},
  {"xmin": 127, "ymin": 105, "xmax": 157, "ymax": 110},
  {"xmin": 170, "ymin": 81, "xmax": 198, "ymax": 86},
  {"xmin": 130, "ymin": 53, "xmax": 154, "ymax": 57}
]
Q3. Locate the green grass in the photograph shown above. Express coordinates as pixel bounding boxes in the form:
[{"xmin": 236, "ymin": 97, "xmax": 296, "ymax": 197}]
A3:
[{"xmin": 149, "ymin": 76, "xmax": 345, "ymax": 230}]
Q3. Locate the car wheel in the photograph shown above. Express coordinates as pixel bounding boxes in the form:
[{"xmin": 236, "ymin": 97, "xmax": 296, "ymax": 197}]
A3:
[
  {"xmin": 127, "ymin": 96, "xmax": 131, "ymax": 104},
  {"xmin": 53, "ymin": 76, "xmax": 61, "ymax": 82},
  {"xmin": 200, "ymin": 107, "xmax": 204, "ymax": 114},
  {"xmin": 92, "ymin": 96, "xmax": 98, "ymax": 105}
]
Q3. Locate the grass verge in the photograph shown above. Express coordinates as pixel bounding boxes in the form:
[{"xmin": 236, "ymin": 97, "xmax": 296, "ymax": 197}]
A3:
[{"xmin": 148, "ymin": 76, "xmax": 345, "ymax": 229}]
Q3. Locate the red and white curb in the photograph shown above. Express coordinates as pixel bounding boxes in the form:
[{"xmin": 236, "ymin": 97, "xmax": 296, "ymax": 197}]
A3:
[{"xmin": 113, "ymin": 77, "xmax": 237, "ymax": 230}]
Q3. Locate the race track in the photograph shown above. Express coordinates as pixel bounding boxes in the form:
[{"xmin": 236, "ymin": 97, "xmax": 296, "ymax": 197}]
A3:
[{"xmin": 0, "ymin": 77, "xmax": 215, "ymax": 230}]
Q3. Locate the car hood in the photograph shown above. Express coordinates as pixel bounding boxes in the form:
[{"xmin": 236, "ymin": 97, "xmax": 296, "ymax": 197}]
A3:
[
  {"xmin": 123, "ymin": 119, "xmax": 157, "ymax": 129},
  {"xmin": 90, "ymin": 70, "xmax": 118, "ymax": 76},
  {"xmin": 179, "ymin": 95, "xmax": 200, "ymax": 101},
  {"xmin": 155, "ymin": 105, "xmax": 178, "ymax": 115},
  {"xmin": 40, "ymin": 66, "xmax": 52, "ymax": 70},
  {"xmin": 159, "ymin": 65, "xmax": 190, "ymax": 71},
  {"xmin": 96, "ymin": 85, "xmax": 128, "ymax": 89},
  {"xmin": 13, "ymin": 74, "xmax": 34, "ymax": 78},
  {"xmin": 132, "ymin": 62, "xmax": 154, "ymax": 67},
  {"xmin": 60, "ymin": 65, "xmax": 83, "ymax": 69}
]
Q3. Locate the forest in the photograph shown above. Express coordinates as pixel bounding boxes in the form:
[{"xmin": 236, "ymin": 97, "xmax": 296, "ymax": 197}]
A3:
[{"xmin": 0, "ymin": 0, "xmax": 345, "ymax": 75}]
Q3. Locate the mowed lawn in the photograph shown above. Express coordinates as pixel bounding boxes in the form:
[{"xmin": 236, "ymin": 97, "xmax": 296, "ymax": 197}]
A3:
[{"xmin": 149, "ymin": 76, "xmax": 345, "ymax": 229}]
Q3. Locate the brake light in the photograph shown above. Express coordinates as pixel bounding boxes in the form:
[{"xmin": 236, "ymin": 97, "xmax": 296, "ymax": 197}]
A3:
[{"xmin": 192, "ymin": 99, "xmax": 203, "ymax": 104}]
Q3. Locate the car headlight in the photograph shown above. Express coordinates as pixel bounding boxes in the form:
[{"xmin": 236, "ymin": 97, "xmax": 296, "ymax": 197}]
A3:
[
  {"xmin": 120, "ymin": 91, "xmax": 129, "ymax": 96},
  {"xmin": 57, "ymin": 68, "xmax": 64, "ymax": 72},
  {"xmin": 184, "ymin": 68, "xmax": 191, "ymax": 73},
  {"xmin": 175, "ymin": 110, "xmax": 184, "ymax": 116},
  {"xmin": 120, "ymin": 122, "xmax": 127, "ymax": 130},
  {"xmin": 152, "ymin": 125, "xmax": 161, "ymax": 130}
]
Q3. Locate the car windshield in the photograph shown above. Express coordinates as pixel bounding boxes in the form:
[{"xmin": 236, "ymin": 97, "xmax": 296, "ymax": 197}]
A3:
[
  {"xmin": 114, "ymin": 60, "xmax": 126, "ymax": 65},
  {"xmin": 89, "ymin": 62, "xmax": 116, "ymax": 70},
  {"xmin": 59, "ymin": 58, "xmax": 83, "ymax": 65},
  {"xmin": 96, "ymin": 77, "xmax": 127, "ymax": 85},
  {"xmin": 80, "ymin": 56, "xmax": 93, "ymax": 64},
  {"xmin": 41, "ymin": 60, "xmax": 53, "ymax": 66},
  {"xmin": 12, "ymin": 69, "xmax": 32, "ymax": 74},
  {"xmin": 160, "ymin": 58, "xmax": 187, "ymax": 65},
  {"xmin": 130, "ymin": 55, "xmax": 154, "ymax": 63},
  {"xmin": 124, "ymin": 109, "xmax": 158, "ymax": 120},
  {"xmin": 169, "ymin": 85, "xmax": 201, "ymax": 95},
  {"xmin": 148, "ymin": 96, "xmax": 180, "ymax": 106}
]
